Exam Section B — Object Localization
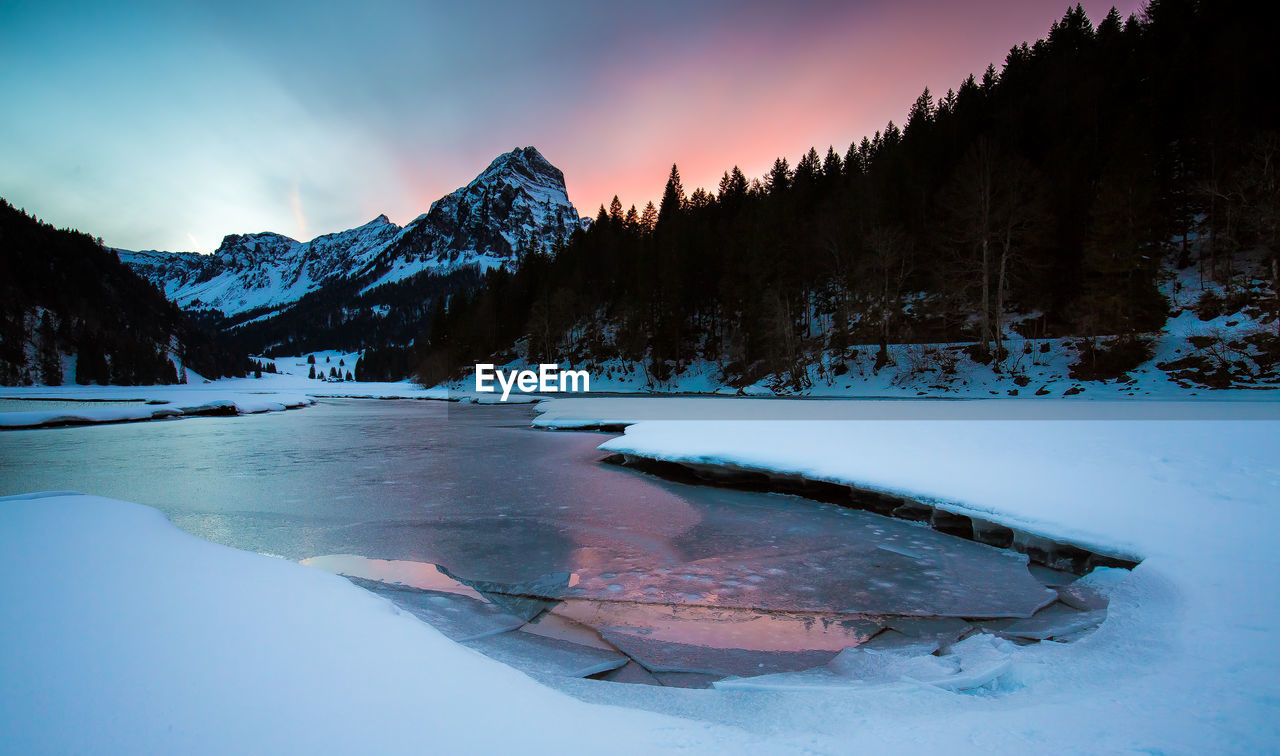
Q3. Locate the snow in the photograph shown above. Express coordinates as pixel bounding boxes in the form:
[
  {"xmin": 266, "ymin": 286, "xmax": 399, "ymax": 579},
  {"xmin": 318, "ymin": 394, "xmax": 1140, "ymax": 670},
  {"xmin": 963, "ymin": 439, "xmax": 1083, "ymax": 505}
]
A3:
[
  {"xmin": 522, "ymin": 395, "xmax": 1280, "ymax": 751},
  {"xmin": 0, "ymin": 355, "xmax": 455, "ymax": 428},
  {"xmin": 532, "ymin": 395, "xmax": 1280, "ymax": 430},
  {"xmin": 438, "ymin": 332, "xmax": 1279, "ymax": 399},
  {"xmin": 714, "ymin": 633, "xmax": 1018, "ymax": 693},
  {"xmin": 120, "ymin": 216, "xmax": 403, "ymax": 318},
  {"xmin": 6, "ymin": 389, "xmax": 1279, "ymax": 750},
  {"xmin": 586, "ymin": 405, "xmax": 1278, "ymax": 559},
  {"xmin": 0, "ymin": 388, "xmax": 314, "ymax": 429},
  {"xmin": 0, "ymin": 351, "xmax": 551, "ymax": 429},
  {"xmin": 0, "ymin": 492, "xmax": 778, "ymax": 754},
  {"xmin": 440, "ymin": 254, "xmax": 1278, "ymax": 400}
]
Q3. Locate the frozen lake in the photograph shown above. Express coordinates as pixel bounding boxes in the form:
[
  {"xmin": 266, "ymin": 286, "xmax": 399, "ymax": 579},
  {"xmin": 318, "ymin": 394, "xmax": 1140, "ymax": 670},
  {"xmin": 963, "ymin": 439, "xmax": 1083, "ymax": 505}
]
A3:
[{"xmin": 0, "ymin": 399, "xmax": 1088, "ymax": 685}]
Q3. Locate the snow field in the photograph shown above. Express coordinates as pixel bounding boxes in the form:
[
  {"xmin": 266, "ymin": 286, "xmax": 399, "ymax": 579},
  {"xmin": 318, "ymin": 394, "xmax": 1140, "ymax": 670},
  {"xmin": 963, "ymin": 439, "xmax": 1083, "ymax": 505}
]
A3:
[
  {"xmin": 0, "ymin": 492, "xmax": 785, "ymax": 755},
  {"xmin": 525, "ymin": 397, "xmax": 1280, "ymax": 751}
]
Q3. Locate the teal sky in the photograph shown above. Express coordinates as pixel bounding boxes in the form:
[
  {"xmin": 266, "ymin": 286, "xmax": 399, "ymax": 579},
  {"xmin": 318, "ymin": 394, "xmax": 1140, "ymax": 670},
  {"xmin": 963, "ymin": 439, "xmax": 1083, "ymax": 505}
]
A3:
[{"xmin": 1, "ymin": 0, "xmax": 1141, "ymax": 252}]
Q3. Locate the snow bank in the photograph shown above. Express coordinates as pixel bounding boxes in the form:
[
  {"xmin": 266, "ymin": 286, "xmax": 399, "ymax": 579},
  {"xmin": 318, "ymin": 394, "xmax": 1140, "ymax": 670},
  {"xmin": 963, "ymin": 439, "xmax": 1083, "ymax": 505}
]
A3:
[
  {"xmin": 0, "ymin": 369, "xmax": 549, "ymax": 429},
  {"xmin": 535, "ymin": 399, "xmax": 1280, "ymax": 751},
  {"xmin": 594, "ymin": 414, "xmax": 1279, "ymax": 560},
  {"xmin": 532, "ymin": 395, "xmax": 1280, "ymax": 430},
  {"xmin": 0, "ymin": 387, "xmax": 315, "ymax": 429},
  {"xmin": 0, "ymin": 493, "xmax": 776, "ymax": 754}
]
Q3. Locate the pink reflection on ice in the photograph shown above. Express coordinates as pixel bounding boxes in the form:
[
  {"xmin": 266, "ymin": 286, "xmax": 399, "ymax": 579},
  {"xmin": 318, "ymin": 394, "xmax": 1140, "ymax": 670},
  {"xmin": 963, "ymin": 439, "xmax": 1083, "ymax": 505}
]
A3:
[
  {"xmin": 301, "ymin": 554, "xmax": 484, "ymax": 601},
  {"xmin": 552, "ymin": 600, "xmax": 880, "ymax": 653}
]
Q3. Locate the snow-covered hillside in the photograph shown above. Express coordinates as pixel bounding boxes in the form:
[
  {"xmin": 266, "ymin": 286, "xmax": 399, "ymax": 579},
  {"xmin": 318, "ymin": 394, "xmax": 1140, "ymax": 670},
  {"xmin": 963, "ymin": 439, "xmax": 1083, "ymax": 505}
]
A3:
[
  {"xmin": 120, "ymin": 147, "xmax": 582, "ymax": 320},
  {"xmin": 120, "ymin": 216, "xmax": 403, "ymax": 317},
  {"xmin": 441, "ymin": 250, "xmax": 1279, "ymax": 399}
]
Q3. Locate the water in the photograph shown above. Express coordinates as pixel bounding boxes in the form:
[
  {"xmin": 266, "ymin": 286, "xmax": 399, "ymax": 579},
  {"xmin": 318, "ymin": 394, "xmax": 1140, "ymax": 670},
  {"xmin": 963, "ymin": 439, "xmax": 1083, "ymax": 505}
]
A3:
[{"xmin": 0, "ymin": 399, "xmax": 1085, "ymax": 685}]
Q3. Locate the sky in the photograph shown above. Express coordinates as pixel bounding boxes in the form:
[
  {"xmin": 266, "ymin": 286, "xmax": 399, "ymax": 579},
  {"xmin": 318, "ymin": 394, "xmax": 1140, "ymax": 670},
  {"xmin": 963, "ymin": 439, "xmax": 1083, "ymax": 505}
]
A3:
[{"xmin": 0, "ymin": 0, "xmax": 1143, "ymax": 253}]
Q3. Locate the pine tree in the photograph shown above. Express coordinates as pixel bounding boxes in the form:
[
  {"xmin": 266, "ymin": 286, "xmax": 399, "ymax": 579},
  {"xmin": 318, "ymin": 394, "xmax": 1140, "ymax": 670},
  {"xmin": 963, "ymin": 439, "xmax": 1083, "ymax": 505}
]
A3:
[
  {"xmin": 766, "ymin": 157, "xmax": 792, "ymax": 194},
  {"xmin": 657, "ymin": 164, "xmax": 685, "ymax": 226},
  {"xmin": 905, "ymin": 87, "xmax": 936, "ymax": 134},
  {"xmin": 822, "ymin": 147, "xmax": 843, "ymax": 179},
  {"xmin": 717, "ymin": 167, "xmax": 748, "ymax": 206},
  {"xmin": 795, "ymin": 147, "xmax": 822, "ymax": 187},
  {"xmin": 1097, "ymin": 5, "xmax": 1123, "ymax": 42},
  {"xmin": 36, "ymin": 313, "xmax": 61, "ymax": 386},
  {"xmin": 639, "ymin": 201, "xmax": 658, "ymax": 232},
  {"xmin": 75, "ymin": 341, "xmax": 96, "ymax": 385},
  {"xmin": 844, "ymin": 142, "xmax": 860, "ymax": 175},
  {"xmin": 981, "ymin": 63, "xmax": 998, "ymax": 91}
]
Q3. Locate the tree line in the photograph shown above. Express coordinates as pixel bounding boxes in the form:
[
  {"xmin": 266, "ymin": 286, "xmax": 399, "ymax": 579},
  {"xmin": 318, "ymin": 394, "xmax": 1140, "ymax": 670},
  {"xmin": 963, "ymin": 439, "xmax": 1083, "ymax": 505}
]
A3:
[
  {"xmin": 0, "ymin": 200, "xmax": 250, "ymax": 385},
  {"xmin": 405, "ymin": 1, "xmax": 1278, "ymax": 388}
]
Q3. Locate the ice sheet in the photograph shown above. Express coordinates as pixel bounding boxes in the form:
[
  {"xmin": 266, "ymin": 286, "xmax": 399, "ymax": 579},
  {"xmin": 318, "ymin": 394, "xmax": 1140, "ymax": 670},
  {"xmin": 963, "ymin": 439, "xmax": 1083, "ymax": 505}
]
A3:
[
  {"xmin": 599, "ymin": 628, "xmax": 839, "ymax": 678},
  {"xmin": 996, "ymin": 603, "xmax": 1107, "ymax": 641},
  {"xmin": 343, "ymin": 577, "xmax": 524, "ymax": 642},
  {"xmin": 463, "ymin": 630, "xmax": 628, "ymax": 678},
  {"xmin": 551, "ymin": 600, "xmax": 882, "ymax": 653}
]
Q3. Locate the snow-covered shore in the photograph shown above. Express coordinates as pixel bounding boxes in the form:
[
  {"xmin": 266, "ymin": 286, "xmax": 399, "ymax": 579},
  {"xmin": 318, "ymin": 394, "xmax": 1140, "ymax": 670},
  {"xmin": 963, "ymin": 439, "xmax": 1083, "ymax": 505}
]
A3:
[
  {"xmin": 0, "ymin": 492, "xmax": 778, "ymax": 754},
  {"xmin": 0, "ymin": 373, "xmax": 450, "ymax": 429},
  {"xmin": 526, "ymin": 395, "xmax": 1280, "ymax": 751},
  {"xmin": 3, "ymin": 394, "xmax": 1278, "ymax": 750}
]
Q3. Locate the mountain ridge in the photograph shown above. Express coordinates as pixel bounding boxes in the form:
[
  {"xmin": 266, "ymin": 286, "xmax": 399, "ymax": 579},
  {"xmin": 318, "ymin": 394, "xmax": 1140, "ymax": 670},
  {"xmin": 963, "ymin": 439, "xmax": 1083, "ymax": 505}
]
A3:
[{"xmin": 121, "ymin": 146, "xmax": 582, "ymax": 324}]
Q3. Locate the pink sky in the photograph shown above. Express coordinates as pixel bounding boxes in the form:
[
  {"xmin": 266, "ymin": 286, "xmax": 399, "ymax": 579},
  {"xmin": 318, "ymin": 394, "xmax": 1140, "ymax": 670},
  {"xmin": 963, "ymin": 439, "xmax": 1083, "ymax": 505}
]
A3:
[
  {"xmin": 546, "ymin": 0, "xmax": 1144, "ymax": 218},
  {"xmin": 2, "ymin": 0, "xmax": 1144, "ymax": 251}
]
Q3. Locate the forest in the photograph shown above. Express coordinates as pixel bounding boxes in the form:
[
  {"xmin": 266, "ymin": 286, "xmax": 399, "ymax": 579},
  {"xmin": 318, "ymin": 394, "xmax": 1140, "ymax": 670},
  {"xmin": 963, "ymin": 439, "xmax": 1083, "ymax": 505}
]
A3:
[
  {"xmin": 210, "ymin": 265, "xmax": 485, "ymax": 380},
  {"xmin": 0, "ymin": 200, "xmax": 249, "ymax": 385},
  {"xmin": 402, "ymin": 0, "xmax": 1279, "ymax": 389}
]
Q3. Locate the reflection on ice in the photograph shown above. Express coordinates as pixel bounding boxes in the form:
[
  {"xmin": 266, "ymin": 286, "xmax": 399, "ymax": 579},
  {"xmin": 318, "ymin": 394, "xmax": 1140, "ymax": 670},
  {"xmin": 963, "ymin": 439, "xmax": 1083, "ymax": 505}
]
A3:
[
  {"xmin": 558, "ymin": 517, "xmax": 1058, "ymax": 618},
  {"xmin": 302, "ymin": 550, "xmax": 1114, "ymax": 688},
  {"xmin": 551, "ymin": 600, "xmax": 882, "ymax": 653},
  {"xmin": 519, "ymin": 612, "xmax": 615, "ymax": 651},
  {"xmin": 302, "ymin": 555, "xmax": 484, "ymax": 600}
]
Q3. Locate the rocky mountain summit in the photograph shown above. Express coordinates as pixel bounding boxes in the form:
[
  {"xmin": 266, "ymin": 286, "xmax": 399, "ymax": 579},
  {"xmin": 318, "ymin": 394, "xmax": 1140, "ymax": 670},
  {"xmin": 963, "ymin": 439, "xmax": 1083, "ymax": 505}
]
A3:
[{"xmin": 121, "ymin": 147, "xmax": 582, "ymax": 321}]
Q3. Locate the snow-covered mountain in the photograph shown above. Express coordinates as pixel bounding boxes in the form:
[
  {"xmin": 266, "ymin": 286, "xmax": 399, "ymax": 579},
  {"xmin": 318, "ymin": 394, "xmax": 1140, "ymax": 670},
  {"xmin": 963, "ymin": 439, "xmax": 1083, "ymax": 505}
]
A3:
[
  {"xmin": 122, "ymin": 147, "xmax": 582, "ymax": 319},
  {"xmin": 362, "ymin": 146, "xmax": 584, "ymax": 290},
  {"xmin": 120, "ymin": 216, "xmax": 401, "ymax": 316}
]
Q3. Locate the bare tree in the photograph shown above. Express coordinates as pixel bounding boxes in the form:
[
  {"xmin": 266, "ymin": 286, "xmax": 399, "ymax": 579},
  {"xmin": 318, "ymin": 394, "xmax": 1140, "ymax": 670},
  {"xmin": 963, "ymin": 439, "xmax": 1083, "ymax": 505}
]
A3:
[
  {"xmin": 860, "ymin": 227, "xmax": 914, "ymax": 370},
  {"xmin": 992, "ymin": 156, "xmax": 1048, "ymax": 362},
  {"xmin": 941, "ymin": 139, "xmax": 1046, "ymax": 368},
  {"xmin": 940, "ymin": 138, "xmax": 997, "ymax": 353},
  {"xmin": 1231, "ymin": 133, "xmax": 1280, "ymax": 334}
]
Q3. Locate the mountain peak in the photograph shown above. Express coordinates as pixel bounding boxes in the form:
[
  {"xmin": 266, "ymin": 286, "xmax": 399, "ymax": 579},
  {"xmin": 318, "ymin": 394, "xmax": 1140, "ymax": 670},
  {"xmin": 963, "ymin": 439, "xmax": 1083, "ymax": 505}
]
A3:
[
  {"xmin": 478, "ymin": 146, "xmax": 564, "ymax": 187},
  {"xmin": 120, "ymin": 148, "xmax": 579, "ymax": 318}
]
